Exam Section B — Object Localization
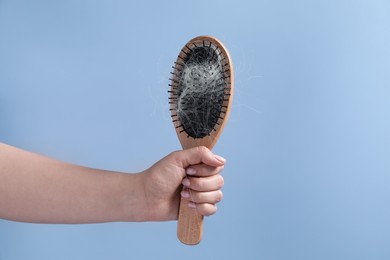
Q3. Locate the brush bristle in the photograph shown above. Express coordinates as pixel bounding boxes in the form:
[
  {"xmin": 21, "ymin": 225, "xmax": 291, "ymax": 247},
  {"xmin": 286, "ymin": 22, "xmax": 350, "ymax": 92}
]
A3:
[{"xmin": 170, "ymin": 40, "xmax": 231, "ymax": 138}]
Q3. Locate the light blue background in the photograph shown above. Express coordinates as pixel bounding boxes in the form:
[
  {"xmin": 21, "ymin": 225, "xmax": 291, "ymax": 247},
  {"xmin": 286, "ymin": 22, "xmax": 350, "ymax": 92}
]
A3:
[{"xmin": 1, "ymin": 0, "xmax": 390, "ymax": 259}]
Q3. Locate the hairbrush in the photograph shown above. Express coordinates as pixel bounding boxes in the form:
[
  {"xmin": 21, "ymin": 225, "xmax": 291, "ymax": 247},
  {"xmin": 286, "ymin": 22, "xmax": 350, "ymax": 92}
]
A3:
[{"xmin": 169, "ymin": 35, "xmax": 234, "ymax": 245}]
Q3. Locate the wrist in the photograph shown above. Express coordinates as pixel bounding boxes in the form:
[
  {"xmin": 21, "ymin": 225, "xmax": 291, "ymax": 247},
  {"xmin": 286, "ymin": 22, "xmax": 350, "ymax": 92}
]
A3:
[{"xmin": 118, "ymin": 172, "xmax": 150, "ymax": 222}]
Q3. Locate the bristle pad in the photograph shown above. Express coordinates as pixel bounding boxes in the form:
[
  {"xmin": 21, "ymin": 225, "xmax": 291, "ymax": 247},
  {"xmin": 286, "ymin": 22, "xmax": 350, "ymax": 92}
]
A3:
[{"xmin": 171, "ymin": 43, "xmax": 228, "ymax": 138}]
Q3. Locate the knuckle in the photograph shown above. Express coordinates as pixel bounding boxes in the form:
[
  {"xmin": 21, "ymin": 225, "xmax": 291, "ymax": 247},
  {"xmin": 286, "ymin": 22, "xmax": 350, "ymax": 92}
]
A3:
[
  {"xmin": 196, "ymin": 146, "xmax": 209, "ymax": 155},
  {"xmin": 170, "ymin": 150, "xmax": 181, "ymax": 158},
  {"xmin": 170, "ymin": 150, "xmax": 183, "ymax": 164}
]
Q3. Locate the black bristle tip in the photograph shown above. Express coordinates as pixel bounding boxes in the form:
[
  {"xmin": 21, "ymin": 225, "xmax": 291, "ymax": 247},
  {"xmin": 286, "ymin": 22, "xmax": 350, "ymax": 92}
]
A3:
[
  {"xmin": 185, "ymin": 45, "xmax": 192, "ymax": 52},
  {"xmin": 169, "ymin": 79, "xmax": 179, "ymax": 84}
]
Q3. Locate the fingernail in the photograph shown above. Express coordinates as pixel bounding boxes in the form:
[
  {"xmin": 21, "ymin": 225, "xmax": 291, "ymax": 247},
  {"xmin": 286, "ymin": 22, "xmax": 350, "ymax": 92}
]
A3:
[
  {"xmin": 186, "ymin": 167, "xmax": 196, "ymax": 175},
  {"xmin": 182, "ymin": 178, "xmax": 190, "ymax": 187},
  {"xmin": 181, "ymin": 190, "xmax": 190, "ymax": 198},
  {"xmin": 214, "ymin": 155, "xmax": 226, "ymax": 163},
  {"xmin": 188, "ymin": 202, "xmax": 196, "ymax": 208}
]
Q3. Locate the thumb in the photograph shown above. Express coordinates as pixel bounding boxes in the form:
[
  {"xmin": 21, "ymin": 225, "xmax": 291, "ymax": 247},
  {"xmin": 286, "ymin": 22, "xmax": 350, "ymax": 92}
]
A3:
[{"xmin": 173, "ymin": 146, "xmax": 226, "ymax": 168}]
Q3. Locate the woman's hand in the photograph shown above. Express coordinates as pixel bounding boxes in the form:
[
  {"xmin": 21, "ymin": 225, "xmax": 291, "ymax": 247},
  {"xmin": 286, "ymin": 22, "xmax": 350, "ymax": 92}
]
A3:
[{"xmin": 139, "ymin": 146, "xmax": 226, "ymax": 221}]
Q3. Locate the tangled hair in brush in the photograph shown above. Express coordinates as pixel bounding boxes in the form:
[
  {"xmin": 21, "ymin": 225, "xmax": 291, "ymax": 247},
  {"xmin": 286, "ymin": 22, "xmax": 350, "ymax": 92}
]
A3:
[{"xmin": 169, "ymin": 39, "xmax": 231, "ymax": 139}]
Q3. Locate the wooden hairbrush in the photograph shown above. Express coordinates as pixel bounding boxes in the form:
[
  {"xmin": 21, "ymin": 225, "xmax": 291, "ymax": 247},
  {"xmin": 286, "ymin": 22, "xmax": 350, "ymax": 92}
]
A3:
[{"xmin": 169, "ymin": 35, "xmax": 234, "ymax": 245}]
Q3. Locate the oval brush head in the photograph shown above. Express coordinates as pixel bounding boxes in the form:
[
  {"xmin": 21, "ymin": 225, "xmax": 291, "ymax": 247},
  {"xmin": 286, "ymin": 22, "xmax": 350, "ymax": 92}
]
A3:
[{"xmin": 169, "ymin": 35, "xmax": 234, "ymax": 245}]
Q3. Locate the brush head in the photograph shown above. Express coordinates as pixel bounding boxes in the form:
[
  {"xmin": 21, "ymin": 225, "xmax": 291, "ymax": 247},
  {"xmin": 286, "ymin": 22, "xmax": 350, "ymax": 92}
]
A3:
[{"xmin": 169, "ymin": 36, "xmax": 233, "ymax": 149}]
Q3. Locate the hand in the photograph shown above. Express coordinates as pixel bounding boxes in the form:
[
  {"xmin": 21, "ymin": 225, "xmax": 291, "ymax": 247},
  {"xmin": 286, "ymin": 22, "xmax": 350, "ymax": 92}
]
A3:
[{"xmin": 140, "ymin": 146, "xmax": 226, "ymax": 221}]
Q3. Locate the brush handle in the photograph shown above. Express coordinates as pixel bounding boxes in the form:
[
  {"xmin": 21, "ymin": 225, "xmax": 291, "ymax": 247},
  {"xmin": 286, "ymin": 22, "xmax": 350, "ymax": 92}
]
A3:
[{"xmin": 177, "ymin": 192, "xmax": 204, "ymax": 245}]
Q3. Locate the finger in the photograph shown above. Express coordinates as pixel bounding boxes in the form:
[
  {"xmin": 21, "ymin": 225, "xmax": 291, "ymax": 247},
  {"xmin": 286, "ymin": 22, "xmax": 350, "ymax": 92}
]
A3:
[
  {"xmin": 186, "ymin": 164, "xmax": 224, "ymax": 177},
  {"xmin": 181, "ymin": 189, "xmax": 223, "ymax": 204},
  {"xmin": 182, "ymin": 174, "xmax": 224, "ymax": 192},
  {"xmin": 188, "ymin": 202, "xmax": 218, "ymax": 216},
  {"xmin": 172, "ymin": 146, "xmax": 226, "ymax": 169}
]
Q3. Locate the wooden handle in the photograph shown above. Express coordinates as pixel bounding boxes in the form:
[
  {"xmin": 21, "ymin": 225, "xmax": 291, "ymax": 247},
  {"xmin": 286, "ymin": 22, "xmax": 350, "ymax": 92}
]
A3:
[{"xmin": 177, "ymin": 192, "xmax": 204, "ymax": 245}]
